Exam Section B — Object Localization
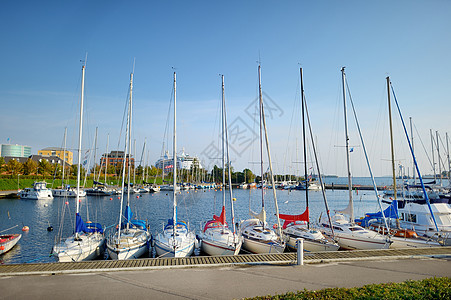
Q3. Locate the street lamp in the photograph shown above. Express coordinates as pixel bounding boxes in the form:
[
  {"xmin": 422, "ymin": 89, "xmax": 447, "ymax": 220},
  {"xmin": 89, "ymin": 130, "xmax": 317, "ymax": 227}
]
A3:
[{"xmin": 17, "ymin": 174, "xmax": 20, "ymax": 192}]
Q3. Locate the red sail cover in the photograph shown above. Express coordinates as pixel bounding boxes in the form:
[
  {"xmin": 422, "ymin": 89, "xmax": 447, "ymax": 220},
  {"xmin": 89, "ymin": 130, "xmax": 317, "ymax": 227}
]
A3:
[
  {"xmin": 279, "ymin": 208, "xmax": 309, "ymax": 229},
  {"xmin": 213, "ymin": 206, "xmax": 226, "ymax": 224}
]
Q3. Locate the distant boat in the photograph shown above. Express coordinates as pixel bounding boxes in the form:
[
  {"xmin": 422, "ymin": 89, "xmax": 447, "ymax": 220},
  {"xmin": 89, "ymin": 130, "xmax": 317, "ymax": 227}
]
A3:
[
  {"xmin": 52, "ymin": 128, "xmax": 86, "ymax": 198},
  {"xmin": 19, "ymin": 181, "xmax": 54, "ymax": 200},
  {"xmin": 0, "ymin": 233, "xmax": 21, "ymax": 255}
]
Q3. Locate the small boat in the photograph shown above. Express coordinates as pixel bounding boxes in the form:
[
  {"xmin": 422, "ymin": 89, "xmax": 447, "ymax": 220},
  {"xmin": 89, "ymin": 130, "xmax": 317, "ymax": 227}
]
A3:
[
  {"xmin": 0, "ymin": 234, "xmax": 21, "ymax": 255},
  {"xmin": 19, "ymin": 181, "xmax": 54, "ymax": 200},
  {"xmin": 53, "ymin": 185, "xmax": 86, "ymax": 198}
]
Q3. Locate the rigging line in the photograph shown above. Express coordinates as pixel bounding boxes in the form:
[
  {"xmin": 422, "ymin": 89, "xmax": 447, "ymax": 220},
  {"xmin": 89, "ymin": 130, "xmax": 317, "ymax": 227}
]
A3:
[
  {"xmin": 390, "ymin": 82, "xmax": 440, "ymax": 233},
  {"xmin": 413, "ymin": 123, "xmax": 434, "ymax": 169},
  {"xmin": 346, "ymin": 80, "xmax": 389, "ymax": 231}
]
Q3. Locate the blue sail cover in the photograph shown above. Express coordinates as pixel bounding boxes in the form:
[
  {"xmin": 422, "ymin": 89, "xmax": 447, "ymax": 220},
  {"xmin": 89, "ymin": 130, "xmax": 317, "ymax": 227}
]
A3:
[
  {"xmin": 75, "ymin": 213, "xmax": 103, "ymax": 234},
  {"xmin": 356, "ymin": 200, "xmax": 399, "ymax": 227},
  {"xmin": 121, "ymin": 206, "xmax": 147, "ymax": 231}
]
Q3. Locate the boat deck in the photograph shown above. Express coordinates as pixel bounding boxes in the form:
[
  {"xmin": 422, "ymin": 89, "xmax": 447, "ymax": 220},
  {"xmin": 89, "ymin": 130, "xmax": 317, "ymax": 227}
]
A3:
[{"xmin": 1, "ymin": 246, "xmax": 450, "ymax": 276}]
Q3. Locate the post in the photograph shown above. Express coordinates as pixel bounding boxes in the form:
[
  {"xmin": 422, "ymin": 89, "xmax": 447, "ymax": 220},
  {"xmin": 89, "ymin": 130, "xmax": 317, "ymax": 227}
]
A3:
[{"xmin": 296, "ymin": 238, "xmax": 304, "ymax": 266}]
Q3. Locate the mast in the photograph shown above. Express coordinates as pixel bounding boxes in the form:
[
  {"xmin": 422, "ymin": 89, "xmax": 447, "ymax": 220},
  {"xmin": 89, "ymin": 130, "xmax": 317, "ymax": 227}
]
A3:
[
  {"xmin": 436, "ymin": 131, "xmax": 442, "ymax": 186},
  {"xmin": 410, "ymin": 117, "xmax": 415, "ymax": 184},
  {"xmin": 93, "ymin": 127, "xmax": 98, "ymax": 181},
  {"xmin": 221, "ymin": 75, "xmax": 226, "ymax": 229},
  {"xmin": 303, "ymin": 87, "xmax": 335, "ymax": 237},
  {"xmin": 62, "ymin": 127, "xmax": 67, "ymax": 188},
  {"xmin": 173, "ymin": 71, "xmax": 177, "ymax": 235},
  {"xmin": 387, "ymin": 76, "xmax": 397, "ymax": 200},
  {"xmin": 105, "ymin": 134, "xmax": 109, "ymax": 185},
  {"xmin": 75, "ymin": 64, "xmax": 85, "ymax": 238},
  {"xmin": 133, "ymin": 139, "xmax": 136, "ymax": 186},
  {"xmin": 126, "ymin": 73, "xmax": 133, "ymax": 231},
  {"xmin": 431, "ymin": 129, "xmax": 436, "ymax": 182},
  {"xmin": 260, "ymin": 66, "xmax": 282, "ymax": 237},
  {"xmin": 258, "ymin": 64, "xmax": 265, "ymax": 216},
  {"xmin": 223, "ymin": 75, "xmax": 236, "ymax": 234},
  {"xmin": 341, "ymin": 67, "xmax": 354, "ymax": 222},
  {"xmin": 447, "ymin": 133, "xmax": 451, "ymax": 182},
  {"xmin": 389, "ymin": 80, "xmax": 439, "ymax": 232},
  {"xmin": 117, "ymin": 72, "xmax": 132, "ymax": 243},
  {"xmin": 141, "ymin": 138, "xmax": 147, "ymax": 185},
  {"xmin": 300, "ymin": 67, "xmax": 309, "ymax": 229}
]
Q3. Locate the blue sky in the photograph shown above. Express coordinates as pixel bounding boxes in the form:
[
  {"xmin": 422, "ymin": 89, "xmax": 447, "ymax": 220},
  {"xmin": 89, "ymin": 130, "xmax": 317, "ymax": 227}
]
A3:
[{"xmin": 1, "ymin": 0, "xmax": 450, "ymax": 177}]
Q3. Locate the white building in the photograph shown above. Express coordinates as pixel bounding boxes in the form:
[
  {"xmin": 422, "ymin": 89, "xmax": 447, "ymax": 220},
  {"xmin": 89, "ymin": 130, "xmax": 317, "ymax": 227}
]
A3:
[{"xmin": 155, "ymin": 148, "xmax": 202, "ymax": 172}]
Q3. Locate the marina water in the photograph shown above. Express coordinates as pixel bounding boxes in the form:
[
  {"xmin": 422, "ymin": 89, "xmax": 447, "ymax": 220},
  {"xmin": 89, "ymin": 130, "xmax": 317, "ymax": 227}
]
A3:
[{"xmin": 0, "ymin": 177, "xmax": 425, "ymax": 264}]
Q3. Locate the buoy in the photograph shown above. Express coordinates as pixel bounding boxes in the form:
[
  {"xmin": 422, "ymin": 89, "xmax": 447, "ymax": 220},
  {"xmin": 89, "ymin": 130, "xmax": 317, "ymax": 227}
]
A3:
[
  {"xmin": 44, "ymin": 204, "xmax": 48, "ymax": 207},
  {"xmin": 136, "ymin": 195, "xmax": 140, "ymax": 199},
  {"xmin": 47, "ymin": 226, "xmax": 53, "ymax": 232},
  {"xmin": 118, "ymin": 196, "xmax": 121, "ymax": 200},
  {"xmin": 65, "ymin": 201, "xmax": 69, "ymax": 205},
  {"xmin": 0, "ymin": 246, "xmax": 5, "ymax": 250},
  {"xmin": 233, "ymin": 198, "xmax": 236, "ymax": 201},
  {"xmin": 22, "ymin": 226, "xmax": 29, "ymax": 231},
  {"xmin": 79, "ymin": 199, "xmax": 82, "ymax": 203},
  {"xmin": 109, "ymin": 198, "xmax": 113, "ymax": 200}
]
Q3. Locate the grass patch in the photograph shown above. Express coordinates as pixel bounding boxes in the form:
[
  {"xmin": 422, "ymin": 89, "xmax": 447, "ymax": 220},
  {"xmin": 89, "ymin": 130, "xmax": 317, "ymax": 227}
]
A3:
[{"xmin": 247, "ymin": 277, "xmax": 451, "ymax": 299}]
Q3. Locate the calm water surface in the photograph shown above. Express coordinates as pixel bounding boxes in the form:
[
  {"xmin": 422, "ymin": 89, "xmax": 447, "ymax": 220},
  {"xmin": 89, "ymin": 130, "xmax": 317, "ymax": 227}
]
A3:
[{"xmin": 0, "ymin": 177, "xmax": 429, "ymax": 264}]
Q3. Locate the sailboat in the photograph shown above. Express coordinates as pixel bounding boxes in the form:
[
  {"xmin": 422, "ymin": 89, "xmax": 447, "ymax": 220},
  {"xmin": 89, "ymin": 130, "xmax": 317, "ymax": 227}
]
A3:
[
  {"xmin": 154, "ymin": 72, "xmax": 196, "ymax": 258},
  {"xmin": 280, "ymin": 68, "xmax": 339, "ymax": 252},
  {"xmin": 53, "ymin": 128, "xmax": 86, "ymax": 198},
  {"xmin": 106, "ymin": 71, "xmax": 152, "ymax": 260},
  {"xmin": 52, "ymin": 63, "xmax": 105, "ymax": 262},
  {"xmin": 356, "ymin": 76, "xmax": 441, "ymax": 248},
  {"xmin": 239, "ymin": 64, "xmax": 285, "ymax": 254},
  {"xmin": 318, "ymin": 67, "xmax": 391, "ymax": 250},
  {"xmin": 200, "ymin": 75, "xmax": 242, "ymax": 256},
  {"xmin": 384, "ymin": 77, "xmax": 450, "ymax": 246}
]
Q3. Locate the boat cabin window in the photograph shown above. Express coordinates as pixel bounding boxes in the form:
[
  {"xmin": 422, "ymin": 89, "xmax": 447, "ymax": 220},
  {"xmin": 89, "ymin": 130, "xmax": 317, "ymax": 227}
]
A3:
[
  {"xmin": 332, "ymin": 226, "xmax": 343, "ymax": 231},
  {"xmin": 401, "ymin": 213, "xmax": 417, "ymax": 223},
  {"xmin": 349, "ymin": 227, "xmax": 363, "ymax": 231}
]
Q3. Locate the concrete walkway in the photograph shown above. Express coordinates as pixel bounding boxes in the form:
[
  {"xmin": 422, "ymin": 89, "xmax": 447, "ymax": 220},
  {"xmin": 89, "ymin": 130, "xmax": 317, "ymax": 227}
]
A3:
[{"xmin": 1, "ymin": 256, "xmax": 449, "ymax": 300}]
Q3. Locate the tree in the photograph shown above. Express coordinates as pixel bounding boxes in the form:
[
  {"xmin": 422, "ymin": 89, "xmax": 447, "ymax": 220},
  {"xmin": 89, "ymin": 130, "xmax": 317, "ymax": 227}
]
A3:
[
  {"xmin": 23, "ymin": 158, "xmax": 38, "ymax": 175},
  {"xmin": 38, "ymin": 160, "xmax": 52, "ymax": 176},
  {"xmin": 6, "ymin": 159, "xmax": 23, "ymax": 175},
  {"xmin": 0, "ymin": 157, "xmax": 6, "ymax": 173},
  {"xmin": 243, "ymin": 168, "xmax": 256, "ymax": 184}
]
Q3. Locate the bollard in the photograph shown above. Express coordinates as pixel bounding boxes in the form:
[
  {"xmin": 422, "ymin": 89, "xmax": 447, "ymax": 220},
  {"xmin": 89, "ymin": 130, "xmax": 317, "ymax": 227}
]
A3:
[{"xmin": 296, "ymin": 238, "xmax": 304, "ymax": 266}]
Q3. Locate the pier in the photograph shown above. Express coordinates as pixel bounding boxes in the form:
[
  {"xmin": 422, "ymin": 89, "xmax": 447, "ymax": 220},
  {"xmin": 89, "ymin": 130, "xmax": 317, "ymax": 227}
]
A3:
[
  {"xmin": 1, "ymin": 246, "xmax": 450, "ymax": 276},
  {"xmin": 0, "ymin": 247, "xmax": 450, "ymax": 299}
]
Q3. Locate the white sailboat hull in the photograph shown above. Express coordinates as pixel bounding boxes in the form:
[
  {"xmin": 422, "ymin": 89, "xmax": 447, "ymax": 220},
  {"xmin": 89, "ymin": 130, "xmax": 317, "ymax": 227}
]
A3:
[
  {"xmin": 389, "ymin": 236, "xmax": 441, "ymax": 248},
  {"xmin": 200, "ymin": 229, "xmax": 242, "ymax": 256},
  {"xmin": 154, "ymin": 228, "xmax": 195, "ymax": 258},
  {"xmin": 333, "ymin": 233, "xmax": 391, "ymax": 250},
  {"xmin": 53, "ymin": 232, "xmax": 105, "ymax": 262},
  {"xmin": 106, "ymin": 228, "xmax": 151, "ymax": 260},
  {"xmin": 242, "ymin": 236, "xmax": 285, "ymax": 254}
]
